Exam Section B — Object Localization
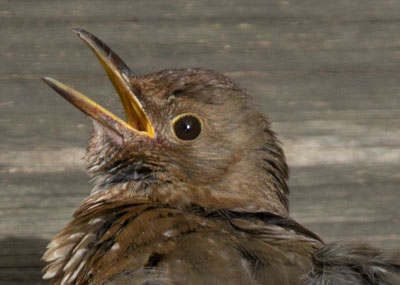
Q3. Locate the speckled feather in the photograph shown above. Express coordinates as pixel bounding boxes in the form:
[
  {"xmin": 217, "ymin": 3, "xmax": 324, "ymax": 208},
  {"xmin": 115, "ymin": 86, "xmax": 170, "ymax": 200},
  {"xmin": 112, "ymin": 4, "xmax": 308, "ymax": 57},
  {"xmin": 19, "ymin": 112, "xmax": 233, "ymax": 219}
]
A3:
[{"xmin": 43, "ymin": 189, "xmax": 322, "ymax": 284}]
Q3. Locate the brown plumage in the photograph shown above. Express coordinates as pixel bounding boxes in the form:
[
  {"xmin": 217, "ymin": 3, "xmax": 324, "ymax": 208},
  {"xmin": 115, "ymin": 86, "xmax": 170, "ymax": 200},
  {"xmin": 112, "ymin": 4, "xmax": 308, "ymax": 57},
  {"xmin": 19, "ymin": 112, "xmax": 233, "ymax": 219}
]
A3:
[{"xmin": 42, "ymin": 29, "xmax": 400, "ymax": 284}]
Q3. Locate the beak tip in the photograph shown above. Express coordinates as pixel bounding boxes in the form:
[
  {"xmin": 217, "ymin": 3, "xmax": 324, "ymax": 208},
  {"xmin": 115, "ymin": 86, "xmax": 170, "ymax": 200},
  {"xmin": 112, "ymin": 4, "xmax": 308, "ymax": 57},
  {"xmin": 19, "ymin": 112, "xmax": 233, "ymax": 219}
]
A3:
[
  {"xmin": 41, "ymin": 77, "xmax": 64, "ymax": 95},
  {"xmin": 41, "ymin": 76, "xmax": 55, "ymax": 86},
  {"xmin": 72, "ymin": 28, "xmax": 89, "ymax": 39}
]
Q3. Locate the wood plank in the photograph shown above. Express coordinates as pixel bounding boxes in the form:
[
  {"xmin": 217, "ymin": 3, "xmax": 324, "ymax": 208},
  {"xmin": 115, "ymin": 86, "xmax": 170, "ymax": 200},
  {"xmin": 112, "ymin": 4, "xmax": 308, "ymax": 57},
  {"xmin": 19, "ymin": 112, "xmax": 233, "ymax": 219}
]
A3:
[{"xmin": 1, "ymin": 0, "xmax": 400, "ymax": 283}]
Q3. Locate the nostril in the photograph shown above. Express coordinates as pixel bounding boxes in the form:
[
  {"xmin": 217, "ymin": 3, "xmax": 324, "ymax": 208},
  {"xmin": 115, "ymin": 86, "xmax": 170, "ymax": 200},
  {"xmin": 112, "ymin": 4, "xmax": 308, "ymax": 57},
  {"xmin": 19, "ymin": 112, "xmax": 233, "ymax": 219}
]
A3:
[{"xmin": 172, "ymin": 89, "xmax": 185, "ymax": 97}]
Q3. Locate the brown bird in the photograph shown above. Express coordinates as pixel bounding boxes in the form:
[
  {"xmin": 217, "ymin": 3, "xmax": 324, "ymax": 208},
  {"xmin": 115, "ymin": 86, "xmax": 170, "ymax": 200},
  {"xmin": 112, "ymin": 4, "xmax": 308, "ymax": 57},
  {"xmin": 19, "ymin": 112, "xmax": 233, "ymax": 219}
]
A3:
[{"xmin": 42, "ymin": 29, "xmax": 400, "ymax": 285}]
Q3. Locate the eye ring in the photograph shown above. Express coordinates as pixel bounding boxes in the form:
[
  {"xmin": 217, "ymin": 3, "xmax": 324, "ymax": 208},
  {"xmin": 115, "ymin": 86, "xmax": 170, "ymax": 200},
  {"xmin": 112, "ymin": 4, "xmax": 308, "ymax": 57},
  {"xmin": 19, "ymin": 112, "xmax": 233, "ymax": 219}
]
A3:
[{"xmin": 171, "ymin": 113, "xmax": 203, "ymax": 142}]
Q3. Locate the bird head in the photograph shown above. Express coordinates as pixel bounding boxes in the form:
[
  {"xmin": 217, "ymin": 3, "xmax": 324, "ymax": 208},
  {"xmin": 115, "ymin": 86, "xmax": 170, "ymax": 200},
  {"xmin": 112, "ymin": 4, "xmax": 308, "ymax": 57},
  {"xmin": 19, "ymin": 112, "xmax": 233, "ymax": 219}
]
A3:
[{"xmin": 42, "ymin": 30, "xmax": 289, "ymax": 216}]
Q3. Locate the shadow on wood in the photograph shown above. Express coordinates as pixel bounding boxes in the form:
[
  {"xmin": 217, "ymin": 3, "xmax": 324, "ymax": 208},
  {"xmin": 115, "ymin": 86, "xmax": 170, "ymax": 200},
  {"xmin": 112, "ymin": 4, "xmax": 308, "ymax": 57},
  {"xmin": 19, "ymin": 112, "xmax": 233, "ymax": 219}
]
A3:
[{"xmin": 0, "ymin": 237, "xmax": 48, "ymax": 285}]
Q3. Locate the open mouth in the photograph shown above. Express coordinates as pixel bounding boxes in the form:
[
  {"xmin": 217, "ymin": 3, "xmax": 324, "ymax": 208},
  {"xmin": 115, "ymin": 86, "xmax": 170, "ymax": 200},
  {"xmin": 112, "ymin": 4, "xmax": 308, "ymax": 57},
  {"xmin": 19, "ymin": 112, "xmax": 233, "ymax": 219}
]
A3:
[{"xmin": 42, "ymin": 29, "xmax": 154, "ymax": 138}]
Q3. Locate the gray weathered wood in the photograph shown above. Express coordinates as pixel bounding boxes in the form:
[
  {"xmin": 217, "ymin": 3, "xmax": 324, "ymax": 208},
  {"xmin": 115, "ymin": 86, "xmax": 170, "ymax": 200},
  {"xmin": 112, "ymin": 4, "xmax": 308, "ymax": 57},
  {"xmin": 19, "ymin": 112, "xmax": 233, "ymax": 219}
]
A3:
[{"xmin": 1, "ymin": 0, "xmax": 400, "ymax": 283}]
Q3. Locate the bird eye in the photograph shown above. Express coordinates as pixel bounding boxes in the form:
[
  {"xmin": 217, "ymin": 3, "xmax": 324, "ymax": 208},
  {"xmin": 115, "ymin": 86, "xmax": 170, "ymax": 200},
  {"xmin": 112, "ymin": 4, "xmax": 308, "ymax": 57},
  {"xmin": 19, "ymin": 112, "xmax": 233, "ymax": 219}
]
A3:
[{"xmin": 171, "ymin": 113, "xmax": 202, "ymax": 141}]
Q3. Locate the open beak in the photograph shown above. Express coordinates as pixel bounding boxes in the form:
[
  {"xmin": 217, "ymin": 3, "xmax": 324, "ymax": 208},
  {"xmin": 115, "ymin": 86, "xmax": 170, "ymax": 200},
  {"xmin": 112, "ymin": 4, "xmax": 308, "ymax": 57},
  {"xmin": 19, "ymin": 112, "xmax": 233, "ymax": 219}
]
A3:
[{"xmin": 42, "ymin": 29, "xmax": 154, "ymax": 138}]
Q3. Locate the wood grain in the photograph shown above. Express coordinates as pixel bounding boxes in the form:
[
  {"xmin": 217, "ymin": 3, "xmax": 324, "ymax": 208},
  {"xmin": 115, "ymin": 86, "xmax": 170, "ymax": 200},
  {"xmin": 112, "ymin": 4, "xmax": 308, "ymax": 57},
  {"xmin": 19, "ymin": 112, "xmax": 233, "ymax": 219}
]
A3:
[{"xmin": 1, "ymin": 0, "xmax": 399, "ymax": 283}]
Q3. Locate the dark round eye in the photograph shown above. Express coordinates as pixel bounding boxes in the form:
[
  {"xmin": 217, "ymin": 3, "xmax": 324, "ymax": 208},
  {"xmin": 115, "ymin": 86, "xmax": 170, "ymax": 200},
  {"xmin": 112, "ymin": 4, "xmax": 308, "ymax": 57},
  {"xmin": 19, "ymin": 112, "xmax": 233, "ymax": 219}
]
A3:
[{"xmin": 172, "ymin": 113, "xmax": 202, "ymax": 141}]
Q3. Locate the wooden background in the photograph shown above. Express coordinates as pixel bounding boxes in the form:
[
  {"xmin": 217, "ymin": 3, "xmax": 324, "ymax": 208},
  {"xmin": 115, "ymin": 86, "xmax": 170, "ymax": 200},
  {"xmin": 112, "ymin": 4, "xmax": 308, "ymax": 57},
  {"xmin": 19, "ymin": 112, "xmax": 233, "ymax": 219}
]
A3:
[{"xmin": 1, "ymin": 0, "xmax": 400, "ymax": 284}]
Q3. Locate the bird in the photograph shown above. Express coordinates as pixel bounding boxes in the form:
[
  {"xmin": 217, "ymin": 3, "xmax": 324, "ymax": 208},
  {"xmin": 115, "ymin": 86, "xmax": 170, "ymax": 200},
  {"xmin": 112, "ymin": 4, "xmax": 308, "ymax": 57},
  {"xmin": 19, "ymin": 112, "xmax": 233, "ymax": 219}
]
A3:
[{"xmin": 41, "ymin": 29, "xmax": 400, "ymax": 285}]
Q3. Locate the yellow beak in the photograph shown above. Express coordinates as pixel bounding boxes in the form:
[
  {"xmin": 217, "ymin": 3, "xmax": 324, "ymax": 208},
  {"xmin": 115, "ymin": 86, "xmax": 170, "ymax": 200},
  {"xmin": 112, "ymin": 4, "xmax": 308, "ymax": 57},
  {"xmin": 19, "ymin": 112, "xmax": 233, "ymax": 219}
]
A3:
[{"xmin": 42, "ymin": 29, "xmax": 154, "ymax": 138}]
